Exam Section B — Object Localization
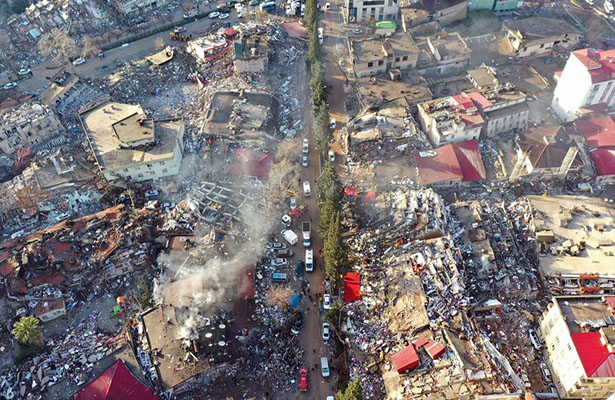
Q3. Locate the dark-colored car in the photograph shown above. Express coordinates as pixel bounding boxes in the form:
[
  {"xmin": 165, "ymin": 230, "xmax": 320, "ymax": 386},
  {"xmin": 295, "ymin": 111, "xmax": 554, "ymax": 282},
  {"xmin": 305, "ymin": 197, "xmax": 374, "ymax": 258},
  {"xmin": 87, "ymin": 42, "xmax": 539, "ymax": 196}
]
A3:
[
  {"xmin": 276, "ymin": 248, "xmax": 294, "ymax": 258},
  {"xmin": 291, "ymin": 313, "xmax": 303, "ymax": 335},
  {"xmin": 295, "ymin": 260, "xmax": 304, "ymax": 276}
]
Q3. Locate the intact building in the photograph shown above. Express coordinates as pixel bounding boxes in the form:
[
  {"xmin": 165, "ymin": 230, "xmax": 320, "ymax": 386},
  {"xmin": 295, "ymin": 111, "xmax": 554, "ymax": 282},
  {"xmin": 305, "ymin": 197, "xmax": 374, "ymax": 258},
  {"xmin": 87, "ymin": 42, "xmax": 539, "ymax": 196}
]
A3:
[
  {"xmin": 0, "ymin": 103, "xmax": 65, "ymax": 155},
  {"xmin": 114, "ymin": 0, "xmax": 170, "ymax": 13},
  {"xmin": 416, "ymin": 32, "xmax": 471, "ymax": 76},
  {"xmin": 538, "ymin": 296, "xmax": 615, "ymax": 399},
  {"xmin": 344, "ymin": 0, "xmax": 399, "ymax": 23},
  {"xmin": 400, "ymin": 0, "xmax": 467, "ymax": 29},
  {"xmin": 552, "ymin": 49, "xmax": 615, "ymax": 122},
  {"xmin": 80, "ymin": 101, "xmax": 184, "ymax": 184},
  {"xmin": 414, "ymin": 139, "xmax": 486, "ymax": 186},
  {"xmin": 417, "ymin": 93, "xmax": 484, "ymax": 146},
  {"xmin": 350, "ymin": 33, "xmax": 419, "ymax": 78},
  {"xmin": 468, "ymin": 0, "xmax": 523, "ymax": 15},
  {"xmin": 502, "ymin": 17, "xmax": 581, "ymax": 59}
]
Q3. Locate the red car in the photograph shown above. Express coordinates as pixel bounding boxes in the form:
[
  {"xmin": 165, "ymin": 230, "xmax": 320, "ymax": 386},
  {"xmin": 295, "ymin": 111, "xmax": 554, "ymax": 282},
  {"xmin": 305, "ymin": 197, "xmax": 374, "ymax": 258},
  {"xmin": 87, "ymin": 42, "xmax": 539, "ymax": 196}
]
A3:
[{"xmin": 299, "ymin": 368, "xmax": 308, "ymax": 392}]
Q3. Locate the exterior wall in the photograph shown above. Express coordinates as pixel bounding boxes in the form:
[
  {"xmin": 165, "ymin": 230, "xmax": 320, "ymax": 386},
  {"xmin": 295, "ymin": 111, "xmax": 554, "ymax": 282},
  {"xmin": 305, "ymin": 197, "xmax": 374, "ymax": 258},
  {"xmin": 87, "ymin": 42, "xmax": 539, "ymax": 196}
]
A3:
[
  {"xmin": 552, "ymin": 54, "xmax": 595, "ymax": 122},
  {"xmin": 506, "ymin": 30, "xmax": 581, "ymax": 59},
  {"xmin": 354, "ymin": 59, "xmax": 387, "ymax": 77},
  {"xmin": 115, "ymin": 0, "xmax": 169, "ymax": 13},
  {"xmin": 468, "ymin": 0, "xmax": 495, "ymax": 11},
  {"xmin": 493, "ymin": 0, "xmax": 523, "ymax": 13},
  {"xmin": 418, "ymin": 58, "xmax": 469, "ymax": 76},
  {"xmin": 345, "ymin": 0, "xmax": 399, "ymax": 23},
  {"xmin": 37, "ymin": 306, "xmax": 66, "ymax": 322},
  {"xmin": 433, "ymin": 1, "xmax": 467, "ymax": 26},
  {"xmin": 596, "ymin": 173, "xmax": 615, "ymax": 184},
  {"xmin": 0, "ymin": 105, "xmax": 65, "ymax": 155},
  {"xmin": 235, "ymin": 56, "xmax": 267, "ymax": 74},
  {"xmin": 484, "ymin": 107, "xmax": 529, "ymax": 136}
]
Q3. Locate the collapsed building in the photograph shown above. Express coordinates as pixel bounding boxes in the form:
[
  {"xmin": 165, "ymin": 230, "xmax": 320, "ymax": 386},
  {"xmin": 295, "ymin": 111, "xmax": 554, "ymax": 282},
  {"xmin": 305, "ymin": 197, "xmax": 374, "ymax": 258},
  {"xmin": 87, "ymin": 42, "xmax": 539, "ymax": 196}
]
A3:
[{"xmin": 0, "ymin": 102, "xmax": 65, "ymax": 155}]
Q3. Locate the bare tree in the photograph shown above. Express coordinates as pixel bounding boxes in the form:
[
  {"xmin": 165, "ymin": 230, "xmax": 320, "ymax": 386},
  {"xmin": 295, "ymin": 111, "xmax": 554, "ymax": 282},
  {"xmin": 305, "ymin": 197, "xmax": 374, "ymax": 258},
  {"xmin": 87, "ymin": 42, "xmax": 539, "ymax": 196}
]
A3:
[
  {"xmin": 274, "ymin": 138, "xmax": 301, "ymax": 163},
  {"xmin": 37, "ymin": 29, "xmax": 77, "ymax": 67},
  {"xmin": 80, "ymin": 35, "xmax": 96, "ymax": 59},
  {"xmin": 0, "ymin": 33, "xmax": 12, "ymax": 62}
]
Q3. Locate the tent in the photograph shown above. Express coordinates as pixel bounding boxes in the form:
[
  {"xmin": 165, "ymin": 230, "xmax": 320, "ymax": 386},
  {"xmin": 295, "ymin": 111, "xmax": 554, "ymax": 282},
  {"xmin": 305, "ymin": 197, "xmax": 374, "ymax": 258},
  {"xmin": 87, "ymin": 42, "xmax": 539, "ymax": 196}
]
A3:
[
  {"xmin": 391, "ymin": 344, "xmax": 419, "ymax": 374},
  {"xmin": 74, "ymin": 360, "xmax": 158, "ymax": 400},
  {"xmin": 344, "ymin": 272, "xmax": 361, "ymax": 303}
]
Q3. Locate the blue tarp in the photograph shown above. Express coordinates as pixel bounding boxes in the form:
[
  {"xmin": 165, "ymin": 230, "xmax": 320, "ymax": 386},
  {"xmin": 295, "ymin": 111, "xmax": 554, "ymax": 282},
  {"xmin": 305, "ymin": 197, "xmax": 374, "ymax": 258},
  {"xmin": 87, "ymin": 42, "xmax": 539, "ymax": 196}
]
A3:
[{"xmin": 288, "ymin": 294, "xmax": 300, "ymax": 308}]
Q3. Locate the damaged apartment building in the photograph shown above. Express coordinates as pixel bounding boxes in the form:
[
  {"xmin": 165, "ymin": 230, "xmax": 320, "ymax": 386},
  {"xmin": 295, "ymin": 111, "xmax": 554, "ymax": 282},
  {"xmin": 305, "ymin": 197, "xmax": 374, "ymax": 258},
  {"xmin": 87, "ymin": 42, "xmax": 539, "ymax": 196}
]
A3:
[
  {"xmin": 234, "ymin": 33, "xmax": 270, "ymax": 74},
  {"xmin": 528, "ymin": 195, "xmax": 615, "ymax": 295},
  {"xmin": 79, "ymin": 100, "xmax": 185, "ymax": 184},
  {"xmin": 0, "ymin": 102, "xmax": 65, "ymax": 155}
]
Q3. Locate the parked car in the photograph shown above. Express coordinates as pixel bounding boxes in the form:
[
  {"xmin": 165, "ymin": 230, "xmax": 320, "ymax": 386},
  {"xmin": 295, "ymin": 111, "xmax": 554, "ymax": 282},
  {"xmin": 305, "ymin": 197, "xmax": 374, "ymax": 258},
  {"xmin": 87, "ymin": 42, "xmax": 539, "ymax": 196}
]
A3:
[
  {"xmin": 72, "ymin": 57, "xmax": 86, "ymax": 66},
  {"xmin": 299, "ymin": 368, "xmax": 308, "ymax": 391},
  {"xmin": 209, "ymin": 11, "xmax": 220, "ymax": 18},
  {"xmin": 281, "ymin": 214, "xmax": 291, "ymax": 227},
  {"xmin": 2, "ymin": 82, "xmax": 16, "ymax": 90},
  {"xmin": 266, "ymin": 241, "xmax": 286, "ymax": 250},
  {"xmin": 540, "ymin": 362, "xmax": 552, "ymax": 381},
  {"xmin": 295, "ymin": 260, "xmax": 304, "ymax": 276},
  {"xmin": 145, "ymin": 189, "xmax": 159, "ymax": 198},
  {"xmin": 328, "ymin": 149, "xmax": 335, "ymax": 162},
  {"xmin": 290, "ymin": 196, "xmax": 297, "ymax": 209},
  {"xmin": 291, "ymin": 313, "xmax": 303, "ymax": 335},
  {"xmin": 329, "ymin": 118, "xmax": 336, "ymax": 129},
  {"xmin": 17, "ymin": 68, "xmax": 31, "ymax": 75},
  {"xmin": 275, "ymin": 248, "xmax": 294, "ymax": 257},
  {"xmin": 302, "ymin": 138, "xmax": 309, "ymax": 154},
  {"xmin": 322, "ymin": 322, "xmax": 331, "ymax": 341},
  {"xmin": 272, "ymin": 258, "xmax": 289, "ymax": 267},
  {"xmin": 528, "ymin": 328, "xmax": 541, "ymax": 350},
  {"xmin": 302, "ymin": 155, "xmax": 308, "ymax": 167},
  {"xmin": 352, "ymin": 28, "xmax": 362, "ymax": 34},
  {"xmin": 303, "ymin": 181, "xmax": 311, "ymax": 197},
  {"xmin": 323, "ymin": 294, "xmax": 331, "ymax": 309},
  {"xmin": 249, "ymin": 0, "xmax": 259, "ymax": 4},
  {"xmin": 218, "ymin": 13, "xmax": 230, "ymax": 18}
]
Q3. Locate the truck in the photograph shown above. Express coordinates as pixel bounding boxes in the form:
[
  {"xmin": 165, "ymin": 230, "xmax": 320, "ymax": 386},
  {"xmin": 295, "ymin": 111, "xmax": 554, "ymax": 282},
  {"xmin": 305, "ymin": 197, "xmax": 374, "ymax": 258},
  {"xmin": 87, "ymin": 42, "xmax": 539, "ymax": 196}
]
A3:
[
  {"xmin": 302, "ymin": 221, "xmax": 311, "ymax": 247},
  {"xmin": 281, "ymin": 229, "xmax": 298, "ymax": 246}
]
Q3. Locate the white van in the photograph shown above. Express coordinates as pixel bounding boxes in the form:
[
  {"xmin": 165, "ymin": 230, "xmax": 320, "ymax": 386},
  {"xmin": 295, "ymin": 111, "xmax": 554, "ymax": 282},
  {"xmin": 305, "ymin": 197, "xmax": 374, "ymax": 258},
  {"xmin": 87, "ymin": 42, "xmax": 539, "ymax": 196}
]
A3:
[
  {"xmin": 305, "ymin": 249, "xmax": 314, "ymax": 272},
  {"xmin": 303, "ymin": 181, "xmax": 311, "ymax": 197},
  {"xmin": 321, "ymin": 357, "xmax": 330, "ymax": 377}
]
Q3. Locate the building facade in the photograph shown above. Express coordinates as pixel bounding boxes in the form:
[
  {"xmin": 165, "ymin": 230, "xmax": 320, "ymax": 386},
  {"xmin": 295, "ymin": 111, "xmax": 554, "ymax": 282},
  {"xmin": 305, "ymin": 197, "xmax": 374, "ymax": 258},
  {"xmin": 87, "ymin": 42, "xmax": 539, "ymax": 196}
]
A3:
[
  {"xmin": 0, "ymin": 103, "xmax": 65, "ymax": 155},
  {"xmin": 417, "ymin": 94, "xmax": 484, "ymax": 146},
  {"xmin": 344, "ymin": 0, "xmax": 399, "ymax": 23},
  {"xmin": 417, "ymin": 32, "xmax": 471, "ymax": 76},
  {"xmin": 114, "ymin": 0, "xmax": 170, "ymax": 13},
  {"xmin": 552, "ymin": 49, "xmax": 615, "ymax": 122},
  {"xmin": 350, "ymin": 33, "xmax": 419, "ymax": 77},
  {"xmin": 538, "ymin": 296, "xmax": 615, "ymax": 399},
  {"xmin": 502, "ymin": 17, "xmax": 581, "ymax": 59},
  {"xmin": 468, "ymin": 0, "xmax": 522, "ymax": 15}
]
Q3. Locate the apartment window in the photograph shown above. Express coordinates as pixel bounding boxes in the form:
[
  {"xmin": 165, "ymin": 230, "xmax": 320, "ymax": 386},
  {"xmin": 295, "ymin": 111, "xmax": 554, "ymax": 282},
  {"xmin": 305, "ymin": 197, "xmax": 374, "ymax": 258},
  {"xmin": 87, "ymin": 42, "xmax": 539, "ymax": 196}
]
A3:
[
  {"xmin": 368, "ymin": 62, "xmax": 373, "ymax": 67},
  {"xmin": 378, "ymin": 60, "xmax": 383, "ymax": 66},
  {"xmin": 540, "ymin": 43, "xmax": 545, "ymax": 49},
  {"xmin": 138, "ymin": 173, "xmax": 144, "ymax": 178},
  {"xmin": 149, "ymin": 171, "xmax": 155, "ymax": 175},
  {"xmin": 160, "ymin": 161, "xmax": 166, "ymax": 166},
  {"xmin": 146, "ymin": 163, "xmax": 153, "ymax": 168},
  {"xmin": 395, "ymin": 57, "xmax": 400, "ymax": 62},
  {"xmin": 162, "ymin": 168, "xmax": 168, "ymax": 173},
  {"xmin": 402, "ymin": 55, "xmax": 408, "ymax": 61},
  {"xmin": 123, "ymin": 168, "xmax": 129, "ymax": 172},
  {"xmin": 362, "ymin": 7, "xmax": 366, "ymax": 13}
]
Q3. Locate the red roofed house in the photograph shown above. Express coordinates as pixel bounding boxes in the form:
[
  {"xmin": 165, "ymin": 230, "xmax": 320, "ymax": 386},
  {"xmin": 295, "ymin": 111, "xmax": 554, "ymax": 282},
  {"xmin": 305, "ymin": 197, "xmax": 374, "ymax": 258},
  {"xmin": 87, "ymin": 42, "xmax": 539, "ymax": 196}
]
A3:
[
  {"xmin": 511, "ymin": 125, "xmax": 583, "ymax": 181},
  {"xmin": 391, "ymin": 344, "xmax": 419, "ymax": 374},
  {"xmin": 417, "ymin": 94, "xmax": 484, "ymax": 146},
  {"xmin": 465, "ymin": 88, "xmax": 529, "ymax": 137},
  {"xmin": 415, "ymin": 139, "xmax": 486, "ymax": 186},
  {"xmin": 74, "ymin": 359, "xmax": 158, "ymax": 400},
  {"xmin": 538, "ymin": 296, "xmax": 615, "ymax": 399},
  {"xmin": 570, "ymin": 115, "xmax": 615, "ymax": 184},
  {"xmin": 552, "ymin": 48, "xmax": 615, "ymax": 122}
]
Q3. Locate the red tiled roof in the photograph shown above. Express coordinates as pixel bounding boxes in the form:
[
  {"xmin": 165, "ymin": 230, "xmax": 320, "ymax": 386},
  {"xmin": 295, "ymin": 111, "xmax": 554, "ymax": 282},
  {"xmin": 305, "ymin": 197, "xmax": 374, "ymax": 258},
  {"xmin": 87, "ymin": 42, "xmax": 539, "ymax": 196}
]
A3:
[
  {"xmin": 74, "ymin": 360, "xmax": 158, "ymax": 400},
  {"xmin": 586, "ymin": 133, "xmax": 615, "ymax": 149},
  {"xmin": 605, "ymin": 296, "xmax": 615, "ymax": 310},
  {"xmin": 574, "ymin": 115, "xmax": 615, "ymax": 137},
  {"xmin": 415, "ymin": 139, "xmax": 485, "ymax": 185},
  {"xmin": 451, "ymin": 93, "xmax": 484, "ymax": 126},
  {"xmin": 554, "ymin": 70, "xmax": 562, "ymax": 79},
  {"xmin": 412, "ymin": 337, "xmax": 428, "ymax": 348},
  {"xmin": 391, "ymin": 344, "xmax": 419, "ymax": 373},
  {"xmin": 466, "ymin": 91, "xmax": 493, "ymax": 110},
  {"xmin": 570, "ymin": 332, "xmax": 615, "ymax": 378},
  {"xmin": 591, "ymin": 147, "xmax": 615, "ymax": 176},
  {"xmin": 573, "ymin": 48, "xmax": 615, "ymax": 84},
  {"xmin": 453, "ymin": 139, "xmax": 486, "ymax": 182},
  {"xmin": 415, "ymin": 144, "xmax": 462, "ymax": 185}
]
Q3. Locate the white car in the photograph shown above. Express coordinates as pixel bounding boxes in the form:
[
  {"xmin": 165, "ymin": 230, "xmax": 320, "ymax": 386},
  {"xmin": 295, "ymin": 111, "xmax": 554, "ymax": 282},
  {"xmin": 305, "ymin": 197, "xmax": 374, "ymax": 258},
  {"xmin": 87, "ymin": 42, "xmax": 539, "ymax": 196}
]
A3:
[
  {"xmin": 17, "ymin": 68, "xmax": 31, "ymax": 75},
  {"xmin": 281, "ymin": 214, "xmax": 291, "ymax": 227},
  {"xmin": 218, "ymin": 13, "xmax": 230, "ymax": 18},
  {"xmin": 2, "ymin": 82, "xmax": 17, "ymax": 90},
  {"xmin": 606, "ymin": 0, "xmax": 614, "ymax": 13},
  {"xmin": 322, "ymin": 322, "xmax": 331, "ymax": 341},
  {"xmin": 303, "ymin": 181, "xmax": 311, "ymax": 197},
  {"xmin": 302, "ymin": 138, "xmax": 309, "ymax": 154},
  {"xmin": 328, "ymin": 149, "xmax": 335, "ymax": 162},
  {"xmin": 290, "ymin": 196, "xmax": 297, "ymax": 209},
  {"xmin": 209, "ymin": 11, "xmax": 220, "ymax": 18},
  {"xmin": 329, "ymin": 118, "xmax": 336, "ymax": 129},
  {"xmin": 302, "ymin": 155, "xmax": 308, "ymax": 167},
  {"xmin": 323, "ymin": 294, "xmax": 331, "ymax": 310},
  {"xmin": 72, "ymin": 57, "xmax": 86, "ymax": 66}
]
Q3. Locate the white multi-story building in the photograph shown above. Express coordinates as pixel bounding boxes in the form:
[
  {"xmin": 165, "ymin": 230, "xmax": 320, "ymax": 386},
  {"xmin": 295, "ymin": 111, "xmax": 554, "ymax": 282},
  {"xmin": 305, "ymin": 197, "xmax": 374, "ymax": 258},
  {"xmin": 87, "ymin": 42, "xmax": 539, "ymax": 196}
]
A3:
[
  {"xmin": 417, "ymin": 93, "xmax": 484, "ymax": 146},
  {"xmin": 539, "ymin": 296, "xmax": 615, "ymax": 399},
  {"xmin": 552, "ymin": 49, "xmax": 615, "ymax": 122},
  {"xmin": 80, "ymin": 101, "xmax": 184, "ymax": 184},
  {"xmin": 344, "ymin": 0, "xmax": 399, "ymax": 23},
  {"xmin": 0, "ymin": 103, "xmax": 65, "ymax": 155},
  {"xmin": 114, "ymin": 0, "xmax": 170, "ymax": 13}
]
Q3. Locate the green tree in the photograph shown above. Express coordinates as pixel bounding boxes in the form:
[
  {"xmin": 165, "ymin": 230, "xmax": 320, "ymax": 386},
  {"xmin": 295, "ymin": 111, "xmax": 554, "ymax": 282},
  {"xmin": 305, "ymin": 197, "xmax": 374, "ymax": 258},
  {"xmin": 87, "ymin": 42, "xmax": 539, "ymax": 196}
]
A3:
[
  {"xmin": 12, "ymin": 316, "xmax": 43, "ymax": 346},
  {"xmin": 11, "ymin": 0, "xmax": 30, "ymax": 14},
  {"xmin": 317, "ymin": 162, "xmax": 341, "ymax": 203},
  {"xmin": 318, "ymin": 196, "xmax": 336, "ymax": 241},
  {"xmin": 323, "ymin": 211, "xmax": 346, "ymax": 278},
  {"xmin": 308, "ymin": 36, "xmax": 322, "ymax": 64},
  {"xmin": 304, "ymin": 0, "xmax": 320, "ymax": 29},
  {"xmin": 335, "ymin": 379, "xmax": 363, "ymax": 400}
]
